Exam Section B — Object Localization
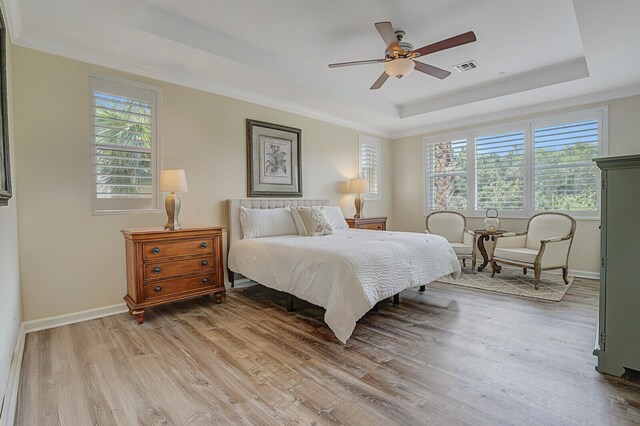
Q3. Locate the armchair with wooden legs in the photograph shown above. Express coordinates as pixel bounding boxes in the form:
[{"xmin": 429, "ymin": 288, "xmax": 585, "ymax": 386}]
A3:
[{"xmin": 489, "ymin": 212, "xmax": 576, "ymax": 290}]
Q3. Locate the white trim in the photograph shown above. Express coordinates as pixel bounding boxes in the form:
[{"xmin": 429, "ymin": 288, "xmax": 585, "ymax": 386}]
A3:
[
  {"xmin": 22, "ymin": 303, "xmax": 128, "ymax": 334},
  {"xmin": 423, "ymin": 107, "xmax": 607, "ymax": 220},
  {"xmin": 89, "ymin": 74, "xmax": 163, "ymax": 215},
  {"xmin": 358, "ymin": 135, "xmax": 381, "ymax": 201},
  {"xmin": 548, "ymin": 269, "xmax": 600, "ymax": 281},
  {"xmin": 12, "ymin": 34, "xmax": 392, "ymax": 139},
  {"xmin": 391, "ymin": 84, "xmax": 640, "ymax": 140},
  {"xmin": 0, "ymin": 323, "xmax": 24, "ymax": 426}
]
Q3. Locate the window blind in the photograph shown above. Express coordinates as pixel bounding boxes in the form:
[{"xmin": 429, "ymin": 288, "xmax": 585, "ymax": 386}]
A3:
[
  {"xmin": 359, "ymin": 136, "xmax": 380, "ymax": 199},
  {"xmin": 91, "ymin": 77, "xmax": 159, "ymax": 213},
  {"xmin": 475, "ymin": 130, "xmax": 525, "ymax": 212},
  {"xmin": 426, "ymin": 139, "xmax": 468, "ymax": 210},
  {"xmin": 533, "ymin": 119, "xmax": 599, "ymax": 212}
]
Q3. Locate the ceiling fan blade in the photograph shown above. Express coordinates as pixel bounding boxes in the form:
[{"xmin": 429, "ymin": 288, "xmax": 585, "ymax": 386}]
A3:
[
  {"xmin": 413, "ymin": 61, "xmax": 451, "ymax": 79},
  {"xmin": 328, "ymin": 59, "xmax": 385, "ymax": 68},
  {"xmin": 370, "ymin": 72, "xmax": 389, "ymax": 90},
  {"xmin": 374, "ymin": 21, "xmax": 400, "ymax": 54},
  {"xmin": 412, "ymin": 31, "xmax": 477, "ymax": 58}
]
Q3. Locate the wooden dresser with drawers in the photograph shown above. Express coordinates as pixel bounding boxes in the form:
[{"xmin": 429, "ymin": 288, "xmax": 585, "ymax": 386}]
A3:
[
  {"xmin": 345, "ymin": 216, "xmax": 387, "ymax": 231},
  {"xmin": 122, "ymin": 227, "xmax": 225, "ymax": 324}
]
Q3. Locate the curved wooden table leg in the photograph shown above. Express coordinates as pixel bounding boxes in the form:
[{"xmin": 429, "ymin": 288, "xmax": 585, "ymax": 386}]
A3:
[{"xmin": 477, "ymin": 234, "xmax": 490, "ymax": 272}]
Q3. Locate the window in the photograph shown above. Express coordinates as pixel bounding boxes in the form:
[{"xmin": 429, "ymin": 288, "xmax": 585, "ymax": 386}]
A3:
[
  {"xmin": 475, "ymin": 130, "xmax": 525, "ymax": 213},
  {"xmin": 359, "ymin": 135, "xmax": 380, "ymax": 200},
  {"xmin": 90, "ymin": 76, "xmax": 161, "ymax": 214},
  {"xmin": 424, "ymin": 109, "xmax": 606, "ymax": 218},
  {"xmin": 533, "ymin": 119, "xmax": 600, "ymax": 213},
  {"xmin": 425, "ymin": 139, "xmax": 467, "ymax": 210}
]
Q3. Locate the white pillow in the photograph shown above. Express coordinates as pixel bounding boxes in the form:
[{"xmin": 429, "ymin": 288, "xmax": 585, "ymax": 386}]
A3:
[
  {"xmin": 289, "ymin": 207, "xmax": 307, "ymax": 236},
  {"xmin": 295, "ymin": 206, "xmax": 333, "ymax": 236},
  {"xmin": 321, "ymin": 206, "xmax": 349, "ymax": 230},
  {"xmin": 239, "ymin": 207, "xmax": 298, "ymax": 239}
]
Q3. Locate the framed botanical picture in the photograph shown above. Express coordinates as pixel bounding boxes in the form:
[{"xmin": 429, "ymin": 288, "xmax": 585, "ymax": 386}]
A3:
[
  {"xmin": 246, "ymin": 119, "xmax": 302, "ymax": 197},
  {"xmin": 0, "ymin": 9, "xmax": 9, "ymax": 207}
]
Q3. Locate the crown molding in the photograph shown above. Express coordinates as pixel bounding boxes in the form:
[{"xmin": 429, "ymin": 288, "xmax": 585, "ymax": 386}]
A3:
[
  {"xmin": 389, "ymin": 83, "xmax": 640, "ymax": 139},
  {"xmin": 400, "ymin": 57, "xmax": 590, "ymax": 119},
  {"xmin": 12, "ymin": 34, "xmax": 393, "ymax": 139}
]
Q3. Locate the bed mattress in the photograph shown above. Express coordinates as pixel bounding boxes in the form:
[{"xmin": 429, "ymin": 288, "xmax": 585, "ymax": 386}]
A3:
[{"xmin": 228, "ymin": 228, "xmax": 460, "ymax": 343}]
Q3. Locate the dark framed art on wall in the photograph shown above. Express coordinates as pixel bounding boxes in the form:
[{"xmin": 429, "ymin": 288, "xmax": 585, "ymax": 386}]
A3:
[{"xmin": 246, "ymin": 119, "xmax": 302, "ymax": 197}]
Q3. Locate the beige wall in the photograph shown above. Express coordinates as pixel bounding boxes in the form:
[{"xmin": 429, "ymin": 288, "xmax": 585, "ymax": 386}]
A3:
[
  {"xmin": 0, "ymin": 39, "xmax": 21, "ymax": 409},
  {"xmin": 12, "ymin": 46, "xmax": 392, "ymax": 321},
  {"xmin": 392, "ymin": 95, "xmax": 640, "ymax": 275}
]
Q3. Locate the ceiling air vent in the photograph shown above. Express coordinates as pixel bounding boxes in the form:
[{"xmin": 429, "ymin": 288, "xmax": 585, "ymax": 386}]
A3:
[{"xmin": 453, "ymin": 60, "xmax": 478, "ymax": 72}]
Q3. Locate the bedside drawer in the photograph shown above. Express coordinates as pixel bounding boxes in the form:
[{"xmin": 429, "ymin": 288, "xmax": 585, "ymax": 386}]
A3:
[
  {"xmin": 145, "ymin": 273, "xmax": 219, "ymax": 300},
  {"xmin": 143, "ymin": 237, "xmax": 214, "ymax": 260},
  {"xmin": 359, "ymin": 223, "xmax": 384, "ymax": 230},
  {"xmin": 144, "ymin": 255, "xmax": 214, "ymax": 281}
]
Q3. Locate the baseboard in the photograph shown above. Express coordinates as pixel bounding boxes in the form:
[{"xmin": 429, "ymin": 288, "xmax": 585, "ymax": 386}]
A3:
[
  {"xmin": 22, "ymin": 303, "xmax": 128, "ymax": 334},
  {"xmin": 0, "ymin": 323, "xmax": 25, "ymax": 426},
  {"xmin": 547, "ymin": 269, "xmax": 600, "ymax": 281}
]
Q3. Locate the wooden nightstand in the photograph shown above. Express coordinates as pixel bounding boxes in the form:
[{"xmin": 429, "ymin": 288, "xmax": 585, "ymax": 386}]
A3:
[
  {"xmin": 345, "ymin": 217, "xmax": 387, "ymax": 231},
  {"xmin": 122, "ymin": 227, "xmax": 225, "ymax": 324}
]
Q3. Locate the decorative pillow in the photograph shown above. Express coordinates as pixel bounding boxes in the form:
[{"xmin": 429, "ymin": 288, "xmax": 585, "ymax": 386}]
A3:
[
  {"xmin": 239, "ymin": 206, "xmax": 298, "ymax": 239},
  {"xmin": 295, "ymin": 206, "xmax": 333, "ymax": 236},
  {"xmin": 289, "ymin": 207, "xmax": 307, "ymax": 236},
  {"xmin": 321, "ymin": 206, "xmax": 349, "ymax": 230}
]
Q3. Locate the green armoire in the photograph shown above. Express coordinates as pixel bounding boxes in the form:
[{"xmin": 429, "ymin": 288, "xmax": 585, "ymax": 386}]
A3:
[{"xmin": 594, "ymin": 154, "xmax": 640, "ymax": 377}]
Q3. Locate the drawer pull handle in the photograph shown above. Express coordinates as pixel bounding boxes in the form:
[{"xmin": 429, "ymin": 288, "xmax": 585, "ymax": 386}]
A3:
[
  {"xmin": 202, "ymin": 278, "xmax": 209, "ymax": 284},
  {"xmin": 153, "ymin": 267, "xmax": 161, "ymax": 274},
  {"xmin": 151, "ymin": 247, "xmax": 160, "ymax": 254},
  {"xmin": 154, "ymin": 286, "xmax": 162, "ymax": 292},
  {"xmin": 200, "ymin": 242, "xmax": 208, "ymax": 249},
  {"xmin": 201, "ymin": 260, "xmax": 208, "ymax": 266}
]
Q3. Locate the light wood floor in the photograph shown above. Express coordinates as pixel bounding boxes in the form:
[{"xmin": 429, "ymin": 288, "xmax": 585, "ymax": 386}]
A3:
[{"xmin": 16, "ymin": 278, "xmax": 640, "ymax": 425}]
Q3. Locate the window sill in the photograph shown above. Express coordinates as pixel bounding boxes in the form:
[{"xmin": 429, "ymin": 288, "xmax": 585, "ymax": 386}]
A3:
[{"xmin": 92, "ymin": 208, "xmax": 163, "ymax": 216}]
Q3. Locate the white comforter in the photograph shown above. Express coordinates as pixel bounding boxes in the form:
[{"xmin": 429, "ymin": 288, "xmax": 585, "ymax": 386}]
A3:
[{"xmin": 228, "ymin": 229, "xmax": 461, "ymax": 343}]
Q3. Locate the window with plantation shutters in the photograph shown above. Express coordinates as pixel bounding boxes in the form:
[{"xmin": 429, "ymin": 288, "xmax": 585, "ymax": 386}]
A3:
[
  {"xmin": 425, "ymin": 139, "xmax": 468, "ymax": 210},
  {"xmin": 533, "ymin": 119, "xmax": 600, "ymax": 213},
  {"xmin": 359, "ymin": 135, "xmax": 380, "ymax": 200},
  {"xmin": 423, "ymin": 108, "xmax": 606, "ymax": 218},
  {"xmin": 90, "ymin": 76, "xmax": 161, "ymax": 213},
  {"xmin": 474, "ymin": 130, "xmax": 525, "ymax": 213}
]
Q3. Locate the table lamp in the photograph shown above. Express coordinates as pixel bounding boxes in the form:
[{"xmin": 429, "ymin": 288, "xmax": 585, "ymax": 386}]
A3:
[
  {"xmin": 160, "ymin": 169, "xmax": 188, "ymax": 230},
  {"xmin": 349, "ymin": 178, "xmax": 369, "ymax": 218}
]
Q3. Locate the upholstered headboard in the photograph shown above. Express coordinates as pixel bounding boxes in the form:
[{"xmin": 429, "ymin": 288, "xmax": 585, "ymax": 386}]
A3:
[{"xmin": 227, "ymin": 198, "xmax": 330, "ymax": 251}]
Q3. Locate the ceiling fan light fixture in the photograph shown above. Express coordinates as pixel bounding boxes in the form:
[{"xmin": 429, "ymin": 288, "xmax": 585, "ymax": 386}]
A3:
[{"xmin": 384, "ymin": 58, "xmax": 415, "ymax": 78}]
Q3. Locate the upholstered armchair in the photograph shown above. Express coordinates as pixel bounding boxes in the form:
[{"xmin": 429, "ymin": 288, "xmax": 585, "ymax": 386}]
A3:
[
  {"xmin": 490, "ymin": 212, "xmax": 576, "ymax": 289},
  {"xmin": 426, "ymin": 211, "xmax": 476, "ymax": 273}
]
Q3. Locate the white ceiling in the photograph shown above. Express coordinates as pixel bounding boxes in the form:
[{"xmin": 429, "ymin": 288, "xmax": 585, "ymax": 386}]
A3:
[{"xmin": 5, "ymin": 0, "xmax": 640, "ymax": 137}]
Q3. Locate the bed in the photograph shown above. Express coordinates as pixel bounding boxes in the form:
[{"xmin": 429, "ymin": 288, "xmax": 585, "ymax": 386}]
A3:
[{"xmin": 227, "ymin": 199, "xmax": 460, "ymax": 343}]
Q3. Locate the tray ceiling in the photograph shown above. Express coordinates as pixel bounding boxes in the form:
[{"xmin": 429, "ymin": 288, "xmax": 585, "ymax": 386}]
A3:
[{"xmin": 6, "ymin": 0, "xmax": 640, "ymax": 137}]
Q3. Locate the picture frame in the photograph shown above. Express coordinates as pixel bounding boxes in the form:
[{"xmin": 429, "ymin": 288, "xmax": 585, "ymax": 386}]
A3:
[
  {"xmin": 246, "ymin": 119, "xmax": 302, "ymax": 197},
  {"xmin": 0, "ymin": 9, "xmax": 10, "ymax": 207}
]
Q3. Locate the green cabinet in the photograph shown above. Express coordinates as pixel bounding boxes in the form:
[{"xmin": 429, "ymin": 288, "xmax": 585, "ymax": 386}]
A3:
[{"xmin": 594, "ymin": 155, "xmax": 640, "ymax": 377}]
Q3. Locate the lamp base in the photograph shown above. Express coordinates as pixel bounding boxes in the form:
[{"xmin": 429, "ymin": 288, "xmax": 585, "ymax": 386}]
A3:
[
  {"xmin": 164, "ymin": 193, "xmax": 182, "ymax": 230},
  {"xmin": 354, "ymin": 194, "xmax": 365, "ymax": 218}
]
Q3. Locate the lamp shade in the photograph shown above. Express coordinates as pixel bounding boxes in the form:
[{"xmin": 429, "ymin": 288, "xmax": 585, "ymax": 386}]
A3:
[
  {"xmin": 349, "ymin": 178, "xmax": 369, "ymax": 194},
  {"xmin": 160, "ymin": 169, "xmax": 188, "ymax": 193},
  {"xmin": 384, "ymin": 58, "xmax": 415, "ymax": 78}
]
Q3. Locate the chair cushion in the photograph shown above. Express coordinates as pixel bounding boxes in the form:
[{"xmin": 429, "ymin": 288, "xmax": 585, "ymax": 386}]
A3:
[
  {"xmin": 493, "ymin": 247, "xmax": 538, "ymax": 264},
  {"xmin": 450, "ymin": 242, "xmax": 473, "ymax": 256},
  {"xmin": 526, "ymin": 214, "xmax": 573, "ymax": 250},
  {"xmin": 426, "ymin": 212, "xmax": 465, "ymax": 243}
]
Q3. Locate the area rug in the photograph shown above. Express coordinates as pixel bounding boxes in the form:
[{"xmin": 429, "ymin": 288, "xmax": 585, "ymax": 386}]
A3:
[{"xmin": 436, "ymin": 266, "xmax": 574, "ymax": 302}]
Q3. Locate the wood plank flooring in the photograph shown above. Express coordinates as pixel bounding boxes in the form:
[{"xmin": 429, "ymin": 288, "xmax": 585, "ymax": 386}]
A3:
[{"xmin": 16, "ymin": 279, "xmax": 640, "ymax": 425}]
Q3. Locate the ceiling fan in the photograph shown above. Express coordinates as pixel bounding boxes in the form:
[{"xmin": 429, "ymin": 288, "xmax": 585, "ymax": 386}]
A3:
[{"xmin": 328, "ymin": 22, "xmax": 477, "ymax": 90}]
